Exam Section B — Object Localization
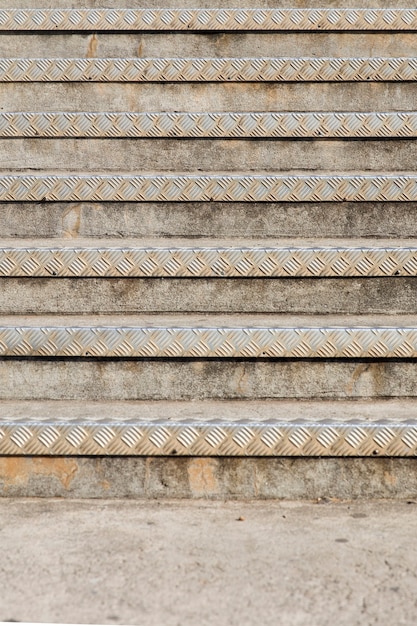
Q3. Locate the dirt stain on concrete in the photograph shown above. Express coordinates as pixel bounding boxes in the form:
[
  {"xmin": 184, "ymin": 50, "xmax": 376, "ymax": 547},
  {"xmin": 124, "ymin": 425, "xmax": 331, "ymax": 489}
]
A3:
[
  {"xmin": 384, "ymin": 470, "xmax": 398, "ymax": 487},
  {"xmin": 87, "ymin": 34, "xmax": 98, "ymax": 58},
  {"xmin": 0, "ymin": 457, "xmax": 79, "ymax": 491},
  {"xmin": 187, "ymin": 458, "xmax": 219, "ymax": 496},
  {"xmin": 62, "ymin": 204, "xmax": 82, "ymax": 238}
]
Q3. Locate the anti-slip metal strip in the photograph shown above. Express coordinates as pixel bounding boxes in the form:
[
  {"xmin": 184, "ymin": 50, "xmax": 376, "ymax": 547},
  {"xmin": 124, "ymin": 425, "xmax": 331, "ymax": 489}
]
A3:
[
  {"xmin": 0, "ymin": 417, "xmax": 416, "ymax": 456},
  {"xmin": 4, "ymin": 111, "xmax": 417, "ymax": 138},
  {"xmin": 1, "ymin": 245, "xmax": 417, "ymax": 277},
  {"xmin": 2, "ymin": 174, "xmax": 417, "ymax": 202},
  {"xmin": 1, "ymin": 8, "xmax": 417, "ymax": 32},
  {"xmin": 1, "ymin": 58, "xmax": 417, "ymax": 83},
  {"xmin": 0, "ymin": 325, "xmax": 417, "ymax": 358}
]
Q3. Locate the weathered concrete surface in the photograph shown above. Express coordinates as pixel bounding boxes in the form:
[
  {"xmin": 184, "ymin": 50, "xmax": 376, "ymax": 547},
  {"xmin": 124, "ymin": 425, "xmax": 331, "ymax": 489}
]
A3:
[
  {"xmin": 2, "ymin": 202, "xmax": 417, "ymax": 240},
  {"xmin": 1, "ymin": 277, "xmax": 416, "ymax": 315},
  {"xmin": 2, "ymin": 83, "xmax": 417, "ymax": 113},
  {"xmin": 1, "ymin": 458, "xmax": 417, "ymax": 499},
  {"xmin": 2, "ymin": 32, "xmax": 417, "ymax": 58},
  {"xmin": 1, "ymin": 499, "xmax": 417, "ymax": 625},
  {"xmin": 5, "ymin": 139, "xmax": 417, "ymax": 172},
  {"xmin": 0, "ymin": 359, "xmax": 415, "ymax": 401}
]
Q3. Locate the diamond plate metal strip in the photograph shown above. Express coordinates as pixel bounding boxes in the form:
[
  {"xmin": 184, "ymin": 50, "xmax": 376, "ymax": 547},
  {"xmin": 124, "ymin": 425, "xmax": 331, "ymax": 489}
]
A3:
[
  {"xmin": 0, "ymin": 325, "xmax": 416, "ymax": 358},
  {"xmin": 2, "ymin": 174, "xmax": 417, "ymax": 202},
  {"xmin": 1, "ymin": 9, "xmax": 417, "ymax": 32},
  {"xmin": 0, "ymin": 419, "xmax": 416, "ymax": 456},
  {"xmin": 1, "ymin": 58, "xmax": 417, "ymax": 83},
  {"xmin": 4, "ymin": 111, "xmax": 417, "ymax": 138},
  {"xmin": 1, "ymin": 245, "xmax": 417, "ymax": 277}
]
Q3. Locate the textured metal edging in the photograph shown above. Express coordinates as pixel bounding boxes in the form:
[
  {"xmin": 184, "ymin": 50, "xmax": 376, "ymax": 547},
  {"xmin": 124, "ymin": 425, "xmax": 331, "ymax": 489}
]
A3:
[
  {"xmin": 2, "ymin": 8, "xmax": 417, "ymax": 32},
  {"xmin": 1, "ymin": 58, "xmax": 417, "ymax": 83},
  {"xmin": 0, "ymin": 419, "xmax": 416, "ymax": 456},
  {"xmin": 4, "ymin": 111, "xmax": 417, "ymax": 138},
  {"xmin": 1, "ymin": 245, "xmax": 417, "ymax": 277},
  {"xmin": 0, "ymin": 325, "xmax": 417, "ymax": 358},
  {"xmin": 2, "ymin": 174, "xmax": 417, "ymax": 202}
]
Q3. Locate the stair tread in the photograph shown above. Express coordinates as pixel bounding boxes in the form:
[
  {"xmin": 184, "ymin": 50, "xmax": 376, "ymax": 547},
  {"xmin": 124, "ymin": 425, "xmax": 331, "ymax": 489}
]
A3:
[
  {"xmin": 0, "ymin": 313, "xmax": 417, "ymax": 326},
  {"xmin": 0, "ymin": 315, "xmax": 416, "ymax": 359},
  {"xmin": 2, "ymin": 8, "xmax": 417, "ymax": 32},
  {"xmin": 3, "ymin": 110, "xmax": 417, "ymax": 138},
  {"xmin": 0, "ymin": 57, "xmax": 416, "ymax": 83},
  {"xmin": 2, "ymin": 172, "xmax": 417, "ymax": 202},
  {"xmin": 0, "ymin": 399, "xmax": 416, "ymax": 456},
  {"xmin": 0, "ymin": 240, "xmax": 417, "ymax": 278},
  {"xmin": 1, "ymin": 239, "xmax": 417, "ymax": 277},
  {"xmin": 4, "ymin": 237, "xmax": 417, "ymax": 247},
  {"xmin": 1, "ymin": 398, "xmax": 416, "ymax": 422}
]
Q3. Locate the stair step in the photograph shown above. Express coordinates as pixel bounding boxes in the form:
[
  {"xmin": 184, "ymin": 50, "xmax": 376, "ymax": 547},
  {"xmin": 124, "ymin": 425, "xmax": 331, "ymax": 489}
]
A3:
[
  {"xmin": 0, "ymin": 399, "xmax": 416, "ymax": 456},
  {"xmin": 3, "ymin": 111, "xmax": 417, "ymax": 138},
  {"xmin": 1, "ymin": 173, "xmax": 417, "ymax": 201},
  {"xmin": 0, "ymin": 359, "xmax": 414, "ymax": 402},
  {"xmin": 2, "ymin": 35, "xmax": 416, "ymax": 62},
  {"xmin": 1, "ymin": 5, "xmax": 415, "ymax": 476},
  {"xmin": 4, "ymin": 83, "xmax": 417, "ymax": 114},
  {"xmin": 0, "ymin": 315, "xmax": 416, "ymax": 358},
  {"xmin": 1, "ymin": 57, "xmax": 416, "ymax": 83},
  {"xmin": 2, "ymin": 8, "xmax": 417, "ymax": 32},
  {"xmin": 1, "ymin": 240, "xmax": 417, "ymax": 277},
  {"xmin": 2, "ymin": 201, "xmax": 416, "ymax": 240},
  {"xmin": 7, "ymin": 140, "xmax": 417, "ymax": 172}
]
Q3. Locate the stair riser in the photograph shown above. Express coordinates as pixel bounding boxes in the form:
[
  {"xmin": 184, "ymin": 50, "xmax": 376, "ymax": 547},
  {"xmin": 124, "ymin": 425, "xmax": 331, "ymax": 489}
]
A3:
[
  {"xmin": 1, "ymin": 202, "xmax": 416, "ymax": 239},
  {"xmin": 0, "ymin": 277, "xmax": 416, "ymax": 314},
  {"xmin": 3, "ymin": 83, "xmax": 417, "ymax": 113},
  {"xmin": 1, "ymin": 456, "xmax": 417, "ymax": 500},
  {"xmin": 0, "ymin": 360, "xmax": 414, "ymax": 400},
  {"xmin": 2, "ymin": 33, "xmax": 417, "ymax": 58},
  {"xmin": 4, "ymin": 139, "xmax": 417, "ymax": 172}
]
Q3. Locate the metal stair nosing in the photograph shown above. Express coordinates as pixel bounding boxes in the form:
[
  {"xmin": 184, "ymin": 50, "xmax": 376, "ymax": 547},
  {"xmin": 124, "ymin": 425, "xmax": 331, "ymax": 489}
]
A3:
[
  {"xmin": 1, "ymin": 400, "xmax": 417, "ymax": 457},
  {"xmin": 1, "ymin": 57, "xmax": 417, "ymax": 83},
  {"xmin": 1, "ymin": 242, "xmax": 417, "ymax": 277},
  {"xmin": 1, "ymin": 8, "xmax": 417, "ymax": 461},
  {"xmin": 2, "ymin": 8, "xmax": 417, "ymax": 32}
]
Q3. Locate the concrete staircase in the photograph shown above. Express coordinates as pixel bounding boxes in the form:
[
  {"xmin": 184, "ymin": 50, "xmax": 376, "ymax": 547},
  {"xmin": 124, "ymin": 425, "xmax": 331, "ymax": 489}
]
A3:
[{"xmin": 1, "ymin": 3, "xmax": 417, "ymax": 496}]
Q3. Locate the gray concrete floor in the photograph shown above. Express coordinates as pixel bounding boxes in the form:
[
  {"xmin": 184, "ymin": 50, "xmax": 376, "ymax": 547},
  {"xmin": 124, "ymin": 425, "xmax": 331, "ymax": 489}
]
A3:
[{"xmin": 0, "ymin": 499, "xmax": 417, "ymax": 626}]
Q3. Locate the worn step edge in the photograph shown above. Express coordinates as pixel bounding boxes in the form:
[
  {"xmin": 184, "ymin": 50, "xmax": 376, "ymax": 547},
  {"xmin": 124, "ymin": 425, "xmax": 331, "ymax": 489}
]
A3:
[
  {"xmin": 2, "ymin": 9, "xmax": 417, "ymax": 32},
  {"xmin": 0, "ymin": 316, "xmax": 416, "ymax": 357},
  {"xmin": 4, "ymin": 111, "xmax": 417, "ymax": 138},
  {"xmin": 1, "ymin": 57, "xmax": 417, "ymax": 83},
  {"xmin": 2, "ymin": 242, "xmax": 417, "ymax": 277},
  {"xmin": 0, "ymin": 399, "xmax": 416, "ymax": 456},
  {"xmin": 2, "ymin": 173, "xmax": 417, "ymax": 201}
]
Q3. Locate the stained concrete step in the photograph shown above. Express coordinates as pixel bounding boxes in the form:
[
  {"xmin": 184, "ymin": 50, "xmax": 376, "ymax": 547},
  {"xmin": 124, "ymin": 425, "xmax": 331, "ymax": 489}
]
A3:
[
  {"xmin": 0, "ymin": 399, "xmax": 416, "ymax": 456},
  {"xmin": 7, "ymin": 276, "xmax": 417, "ymax": 314},
  {"xmin": 7, "ymin": 138, "xmax": 417, "ymax": 172},
  {"xmin": 1, "ymin": 34, "xmax": 417, "ymax": 60},
  {"xmin": 0, "ymin": 358, "xmax": 415, "ymax": 402},
  {"xmin": 4, "ymin": 83, "xmax": 417, "ymax": 115},
  {"xmin": 0, "ymin": 314, "xmax": 416, "ymax": 358},
  {"xmin": 4, "ymin": 111, "xmax": 417, "ymax": 138},
  {"xmin": 4, "ymin": 83, "xmax": 417, "ymax": 114},
  {"xmin": 1, "ymin": 241, "xmax": 417, "ymax": 315},
  {"xmin": 2, "ymin": 201, "xmax": 416, "ymax": 240}
]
